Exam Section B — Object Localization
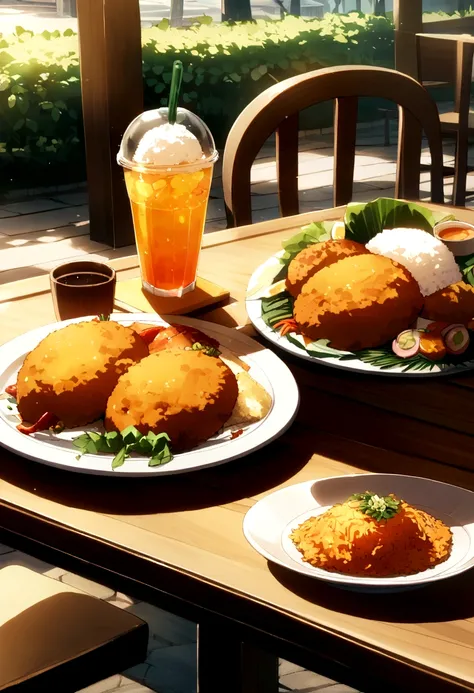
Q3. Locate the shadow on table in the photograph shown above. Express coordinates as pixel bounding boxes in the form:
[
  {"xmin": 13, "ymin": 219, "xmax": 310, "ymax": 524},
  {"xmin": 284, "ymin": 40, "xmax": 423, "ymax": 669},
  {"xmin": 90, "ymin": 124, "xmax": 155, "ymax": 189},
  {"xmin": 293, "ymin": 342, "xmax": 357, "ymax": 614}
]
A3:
[
  {"xmin": 0, "ymin": 421, "xmax": 312, "ymax": 515},
  {"xmin": 268, "ymin": 562, "xmax": 474, "ymax": 624}
]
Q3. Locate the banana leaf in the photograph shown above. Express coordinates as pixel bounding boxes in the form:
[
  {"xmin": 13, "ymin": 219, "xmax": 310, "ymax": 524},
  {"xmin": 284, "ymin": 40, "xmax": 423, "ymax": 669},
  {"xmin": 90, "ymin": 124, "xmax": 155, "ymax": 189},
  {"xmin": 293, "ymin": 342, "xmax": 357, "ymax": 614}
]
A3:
[
  {"xmin": 279, "ymin": 221, "xmax": 333, "ymax": 267},
  {"xmin": 344, "ymin": 198, "xmax": 454, "ymax": 244}
]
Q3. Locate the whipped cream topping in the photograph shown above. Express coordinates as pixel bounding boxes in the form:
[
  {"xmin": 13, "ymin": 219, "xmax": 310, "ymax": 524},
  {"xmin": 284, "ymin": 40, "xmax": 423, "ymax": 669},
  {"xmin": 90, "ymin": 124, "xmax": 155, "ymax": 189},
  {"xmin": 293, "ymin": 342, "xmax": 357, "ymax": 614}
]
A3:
[{"xmin": 133, "ymin": 122, "xmax": 203, "ymax": 166}]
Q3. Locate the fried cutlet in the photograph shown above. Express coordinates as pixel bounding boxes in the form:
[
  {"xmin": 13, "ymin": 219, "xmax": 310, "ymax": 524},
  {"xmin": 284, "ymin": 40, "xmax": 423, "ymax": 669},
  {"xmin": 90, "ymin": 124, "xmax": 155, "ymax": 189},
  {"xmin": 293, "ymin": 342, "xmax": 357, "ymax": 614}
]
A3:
[
  {"xmin": 105, "ymin": 349, "xmax": 238, "ymax": 451},
  {"xmin": 293, "ymin": 254, "xmax": 423, "ymax": 351},
  {"xmin": 286, "ymin": 239, "xmax": 369, "ymax": 298},
  {"xmin": 17, "ymin": 321, "xmax": 148, "ymax": 428}
]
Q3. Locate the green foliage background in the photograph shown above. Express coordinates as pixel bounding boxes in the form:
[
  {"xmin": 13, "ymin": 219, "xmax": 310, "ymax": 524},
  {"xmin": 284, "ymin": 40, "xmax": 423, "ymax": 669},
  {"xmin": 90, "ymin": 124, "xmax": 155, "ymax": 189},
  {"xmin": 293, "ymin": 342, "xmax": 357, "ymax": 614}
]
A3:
[{"xmin": 0, "ymin": 14, "xmax": 395, "ymax": 191}]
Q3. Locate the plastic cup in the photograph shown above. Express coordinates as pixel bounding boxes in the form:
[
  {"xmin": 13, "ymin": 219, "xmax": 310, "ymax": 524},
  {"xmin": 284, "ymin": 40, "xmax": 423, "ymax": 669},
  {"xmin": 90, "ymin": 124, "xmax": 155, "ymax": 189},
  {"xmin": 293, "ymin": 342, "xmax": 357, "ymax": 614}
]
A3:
[{"xmin": 117, "ymin": 107, "xmax": 218, "ymax": 298}]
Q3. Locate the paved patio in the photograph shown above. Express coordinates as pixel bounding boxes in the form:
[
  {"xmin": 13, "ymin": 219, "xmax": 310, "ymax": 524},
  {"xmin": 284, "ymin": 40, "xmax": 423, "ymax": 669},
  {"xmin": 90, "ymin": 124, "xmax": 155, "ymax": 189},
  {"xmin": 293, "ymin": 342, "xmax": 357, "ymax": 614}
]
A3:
[
  {"xmin": 1, "ymin": 114, "xmax": 472, "ymax": 287},
  {"xmin": 0, "ymin": 115, "xmax": 473, "ymax": 693}
]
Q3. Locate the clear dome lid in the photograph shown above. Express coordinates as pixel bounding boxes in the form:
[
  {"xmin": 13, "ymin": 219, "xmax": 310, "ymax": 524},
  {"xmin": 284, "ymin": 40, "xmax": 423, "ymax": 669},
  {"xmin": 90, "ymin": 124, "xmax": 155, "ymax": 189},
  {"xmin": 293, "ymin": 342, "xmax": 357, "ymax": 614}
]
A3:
[{"xmin": 117, "ymin": 107, "xmax": 218, "ymax": 172}]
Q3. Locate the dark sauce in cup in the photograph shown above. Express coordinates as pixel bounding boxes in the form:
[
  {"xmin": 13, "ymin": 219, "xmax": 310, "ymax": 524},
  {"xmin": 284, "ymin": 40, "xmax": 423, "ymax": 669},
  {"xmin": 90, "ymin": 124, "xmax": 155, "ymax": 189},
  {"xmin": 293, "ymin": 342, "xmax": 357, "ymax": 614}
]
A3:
[
  {"xmin": 57, "ymin": 272, "xmax": 112, "ymax": 287},
  {"xmin": 50, "ymin": 261, "xmax": 116, "ymax": 321}
]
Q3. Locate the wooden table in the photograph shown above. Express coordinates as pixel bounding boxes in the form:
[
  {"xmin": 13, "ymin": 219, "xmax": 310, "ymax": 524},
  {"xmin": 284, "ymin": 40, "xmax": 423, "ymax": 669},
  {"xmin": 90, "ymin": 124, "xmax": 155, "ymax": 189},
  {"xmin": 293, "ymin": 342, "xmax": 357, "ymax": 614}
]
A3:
[{"xmin": 1, "ymin": 205, "xmax": 474, "ymax": 693}]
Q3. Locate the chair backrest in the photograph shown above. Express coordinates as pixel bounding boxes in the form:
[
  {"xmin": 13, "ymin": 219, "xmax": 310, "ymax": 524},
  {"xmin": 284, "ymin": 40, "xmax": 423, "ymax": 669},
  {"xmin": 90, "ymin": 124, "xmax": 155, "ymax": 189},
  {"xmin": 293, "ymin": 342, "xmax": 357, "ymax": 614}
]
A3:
[
  {"xmin": 416, "ymin": 33, "xmax": 458, "ymax": 84},
  {"xmin": 222, "ymin": 65, "xmax": 444, "ymax": 227},
  {"xmin": 416, "ymin": 34, "xmax": 474, "ymax": 116}
]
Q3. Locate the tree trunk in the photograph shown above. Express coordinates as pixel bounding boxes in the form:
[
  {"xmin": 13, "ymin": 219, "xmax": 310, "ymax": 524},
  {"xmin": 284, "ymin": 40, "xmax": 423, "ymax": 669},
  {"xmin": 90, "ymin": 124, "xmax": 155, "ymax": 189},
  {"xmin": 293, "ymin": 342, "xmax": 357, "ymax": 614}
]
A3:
[
  {"xmin": 170, "ymin": 0, "xmax": 184, "ymax": 26},
  {"xmin": 374, "ymin": 0, "xmax": 385, "ymax": 14},
  {"xmin": 289, "ymin": 0, "xmax": 300, "ymax": 14},
  {"xmin": 356, "ymin": 0, "xmax": 361, "ymax": 11},
  {"xmin": 221, "ymin": 0, "xmax": 253, "ymax": 21}
]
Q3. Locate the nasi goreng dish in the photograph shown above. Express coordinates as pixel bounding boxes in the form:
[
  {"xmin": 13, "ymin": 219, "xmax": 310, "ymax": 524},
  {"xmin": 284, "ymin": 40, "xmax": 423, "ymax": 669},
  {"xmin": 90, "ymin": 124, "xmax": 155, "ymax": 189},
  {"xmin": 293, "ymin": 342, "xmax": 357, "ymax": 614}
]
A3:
[
  {"xmin": 247, "ymin": 198, "xmax": 474, "ymax": 374},
  {"xmin": 2, "ymin": 318, "xmax": 271, "ymax": 470},
  {"xmin": 290, "ymin": 491, "xmax": 452, "ymax": 578}
]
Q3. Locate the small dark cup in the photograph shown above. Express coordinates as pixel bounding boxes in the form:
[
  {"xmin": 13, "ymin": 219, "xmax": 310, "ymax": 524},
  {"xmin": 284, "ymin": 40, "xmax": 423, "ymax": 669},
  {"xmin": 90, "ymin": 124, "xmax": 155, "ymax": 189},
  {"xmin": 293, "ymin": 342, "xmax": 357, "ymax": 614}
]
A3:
[{"xmin": 50, "ymin": 261, "xmax": 116, "ymax": 321}]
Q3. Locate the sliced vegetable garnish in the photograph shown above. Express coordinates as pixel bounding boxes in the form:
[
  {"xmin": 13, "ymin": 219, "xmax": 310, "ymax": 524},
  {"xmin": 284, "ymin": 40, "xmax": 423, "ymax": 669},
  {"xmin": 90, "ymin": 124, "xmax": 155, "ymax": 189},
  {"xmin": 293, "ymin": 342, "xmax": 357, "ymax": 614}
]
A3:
[
  {"xmin": 392, "ymin": 330, "xmax": 420, "ymax": 359},
  {"xmin": 17, "ymin": 412, "xmax": 59, "ymax": 435},
  {"xmin": 5, "ymin": 385, "xmax": 17, "ymax": 399},
  {"xmin": 273, "ymin": 318, "xmax": 299, "ymax": 337},
  {"xmin": 444, "ymin": 325, "xmax": 470, "ymax": 355},
  {"xmin": 72, "ymin": 427, "xmax": 173, "ymax": 470},
  {"xmin": 419, "ymin": 332, "xmax": 446, "ymax": 361}
]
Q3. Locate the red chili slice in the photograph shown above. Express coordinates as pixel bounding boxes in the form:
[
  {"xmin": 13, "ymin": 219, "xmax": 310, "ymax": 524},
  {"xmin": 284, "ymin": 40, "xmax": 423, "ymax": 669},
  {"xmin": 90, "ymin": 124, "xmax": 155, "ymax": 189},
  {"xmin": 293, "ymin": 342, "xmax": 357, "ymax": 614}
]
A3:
[
  {"xmin": 230, "ymin": 429, "xmax": 244, "ymax": 440},
  {"xmin": 138, "ymin": 326, "xmax": 166, "ymax": 345},
  {"xmin": 5, "ymin": 385, "xmax": 17, "ymax": 398},
  {"xmin": 17, "ymin": 412, "xmax": 59, "ymax": 435}
]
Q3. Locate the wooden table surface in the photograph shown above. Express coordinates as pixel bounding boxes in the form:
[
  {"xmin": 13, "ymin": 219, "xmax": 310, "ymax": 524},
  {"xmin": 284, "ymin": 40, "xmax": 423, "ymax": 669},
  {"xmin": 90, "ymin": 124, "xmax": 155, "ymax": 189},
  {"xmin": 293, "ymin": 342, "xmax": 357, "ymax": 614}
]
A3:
[{"xmin": 1, "ymin": 204, "xmax": 474, "ymax": 693}]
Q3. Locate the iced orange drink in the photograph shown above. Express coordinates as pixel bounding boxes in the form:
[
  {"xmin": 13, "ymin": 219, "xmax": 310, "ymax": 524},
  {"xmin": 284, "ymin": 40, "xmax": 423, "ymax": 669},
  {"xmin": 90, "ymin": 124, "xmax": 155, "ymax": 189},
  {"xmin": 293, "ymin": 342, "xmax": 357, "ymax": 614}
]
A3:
[{"xmin": 118, "ymin": 108, "xmax": 217, "ymax": 297}]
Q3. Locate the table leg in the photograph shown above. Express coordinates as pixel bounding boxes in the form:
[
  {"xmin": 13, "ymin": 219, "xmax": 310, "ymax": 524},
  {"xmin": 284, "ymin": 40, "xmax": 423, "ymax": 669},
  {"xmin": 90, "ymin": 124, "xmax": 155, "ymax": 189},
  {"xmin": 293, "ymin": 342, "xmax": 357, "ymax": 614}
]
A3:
[{"xmin": 197, "ymin": 623, "xmax": 279, "ymax": 693}]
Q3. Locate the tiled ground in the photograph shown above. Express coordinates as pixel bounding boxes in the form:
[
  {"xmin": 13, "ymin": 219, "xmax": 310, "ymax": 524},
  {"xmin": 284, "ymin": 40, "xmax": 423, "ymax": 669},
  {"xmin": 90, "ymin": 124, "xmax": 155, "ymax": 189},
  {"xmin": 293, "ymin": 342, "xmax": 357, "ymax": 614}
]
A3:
[
  {"xmin": 2, "ymin": 113, "xmax": 473, "ymax": 286},
  {"xmin": 1, "ymin": 113, "xmax": 473, "ymax": 692},
  {"xmin": 0, "ymin": 541, "xmax": 358, "ymax": 693}
]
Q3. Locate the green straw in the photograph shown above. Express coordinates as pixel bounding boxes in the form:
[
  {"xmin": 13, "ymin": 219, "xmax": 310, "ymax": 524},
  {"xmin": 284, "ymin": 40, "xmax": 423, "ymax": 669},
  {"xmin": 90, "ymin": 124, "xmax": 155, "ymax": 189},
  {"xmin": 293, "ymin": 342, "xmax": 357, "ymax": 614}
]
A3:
[{"xmin": 168, "ymin": 60, "xmax": 183, "ymax": 125}]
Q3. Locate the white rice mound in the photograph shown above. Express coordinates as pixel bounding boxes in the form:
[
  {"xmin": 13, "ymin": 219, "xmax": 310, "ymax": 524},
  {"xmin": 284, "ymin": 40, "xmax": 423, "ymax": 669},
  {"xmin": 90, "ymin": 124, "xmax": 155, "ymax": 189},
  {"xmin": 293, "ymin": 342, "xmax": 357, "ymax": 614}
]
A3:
[{"xmin": 366, "ymin": 227, "xmax": 462, "ymax": 297}]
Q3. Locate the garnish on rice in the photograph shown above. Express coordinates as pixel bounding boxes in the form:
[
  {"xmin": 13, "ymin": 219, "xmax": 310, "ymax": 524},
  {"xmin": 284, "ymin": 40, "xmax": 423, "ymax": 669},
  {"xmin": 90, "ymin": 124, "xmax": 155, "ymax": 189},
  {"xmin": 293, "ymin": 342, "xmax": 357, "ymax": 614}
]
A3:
[
  {"xmin": 290, "ymin": 492, "xmax": 452, "ymax": 577},
  {"xmin": 348, "ymin": 491, "xmax": 400, "ymax": 521}
]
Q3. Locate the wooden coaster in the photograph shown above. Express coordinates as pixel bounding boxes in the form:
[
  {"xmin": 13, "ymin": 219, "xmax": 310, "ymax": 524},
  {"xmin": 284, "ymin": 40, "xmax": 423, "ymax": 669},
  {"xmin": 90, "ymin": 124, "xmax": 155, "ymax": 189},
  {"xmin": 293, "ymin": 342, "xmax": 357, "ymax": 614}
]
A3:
[{"xmin": 114, "ymin": 276, "xmax": 230, "ymax": 315}]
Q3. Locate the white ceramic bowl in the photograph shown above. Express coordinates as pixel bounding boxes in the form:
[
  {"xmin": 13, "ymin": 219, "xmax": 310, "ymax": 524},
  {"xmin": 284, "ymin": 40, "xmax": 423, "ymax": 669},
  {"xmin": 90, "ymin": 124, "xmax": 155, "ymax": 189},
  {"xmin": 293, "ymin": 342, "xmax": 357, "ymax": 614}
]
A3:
[{"xmin": 433, "ymin": 220, "xmax": 474, "ymax": 256}]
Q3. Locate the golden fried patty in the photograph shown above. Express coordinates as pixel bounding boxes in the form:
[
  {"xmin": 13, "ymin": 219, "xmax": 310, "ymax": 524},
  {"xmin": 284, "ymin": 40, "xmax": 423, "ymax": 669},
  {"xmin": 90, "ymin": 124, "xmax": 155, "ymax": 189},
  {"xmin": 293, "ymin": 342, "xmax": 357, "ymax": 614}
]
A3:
[
  {"xmin": 286, "ymin": 239, "xmax": 369, "ymax": 298},
  {"xmin": 422, "ymin": 281, "xmax": 474, "ymax": 324},
  {"xmin": 17, "ymin": 321, "xmax": 148, "ymax": 428},
  {"xmin": 294, "ymin": 254, "xmax": 423, "ymax": 351},
  {"xmin": 105, "ymin": 349, "xmax": 239, "ymax": 451}
]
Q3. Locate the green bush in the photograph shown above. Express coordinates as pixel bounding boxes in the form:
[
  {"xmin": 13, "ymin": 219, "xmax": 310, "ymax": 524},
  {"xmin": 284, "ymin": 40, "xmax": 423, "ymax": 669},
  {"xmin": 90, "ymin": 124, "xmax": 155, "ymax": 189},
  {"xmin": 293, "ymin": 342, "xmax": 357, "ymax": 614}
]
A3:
[
  {"xmin": 0, "ymin": 14, "xmax": 394, "ymax": 192},
  {"xmin": 142, "ymin": 13, "xmax": 394, "ymax": 141},
  {"xmin": 0, "ymin": 27, "xmax": 84, "ymax": 191}
]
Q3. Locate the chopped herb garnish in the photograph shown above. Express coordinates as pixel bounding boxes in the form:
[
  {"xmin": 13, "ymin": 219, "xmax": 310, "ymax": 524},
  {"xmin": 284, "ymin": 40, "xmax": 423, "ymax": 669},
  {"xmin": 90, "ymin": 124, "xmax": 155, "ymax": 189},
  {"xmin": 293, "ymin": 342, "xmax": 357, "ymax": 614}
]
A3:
[
  {"xmin": 348, "ymin": 491, "xmax": 401, "ymax": 521},
  {"xmin": 6, "ymin": 405, "xmax": 12, "ymax": 411},
  {"xmin": 73, "ymin": 426, "xmax": 173, "ymax": 471},
  {"xmin": 97, "ymin": 314, "xmax": 110, "ymax": 321},
  {"xmin": 190, "ymin": 341, "xmax": 221, "ymax": 357}
]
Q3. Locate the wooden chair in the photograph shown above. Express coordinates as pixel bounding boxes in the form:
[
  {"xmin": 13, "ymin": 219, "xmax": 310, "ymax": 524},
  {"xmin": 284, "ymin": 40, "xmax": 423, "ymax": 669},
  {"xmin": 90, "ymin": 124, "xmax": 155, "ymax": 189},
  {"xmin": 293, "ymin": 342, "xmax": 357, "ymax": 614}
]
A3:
[
  {"xmin": 416, "ymin": 33, "xmax": 474, "ymax": 207},
  {"xmin": 0, "ymin": 565, "xmax": 148, "ymax": 692},
  {"xmin": 222, "ymin": 65, "xmax": 444, "ymax": 227}
]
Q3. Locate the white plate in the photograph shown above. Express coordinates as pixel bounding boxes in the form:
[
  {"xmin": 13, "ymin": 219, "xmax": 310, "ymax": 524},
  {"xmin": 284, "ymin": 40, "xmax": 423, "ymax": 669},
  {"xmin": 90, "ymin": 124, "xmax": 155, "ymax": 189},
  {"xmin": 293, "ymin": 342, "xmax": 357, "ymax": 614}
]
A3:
[
  {"xmin": 246, "ymin": 253, "xmax": 474, "ymax": 377},
  {"xmin": 0, "ymin": 313, "xmax": 299, "ymax": 476},
  {"xmin": 243, "ymin": 473, "xmax": 474, "ymax": 591}
]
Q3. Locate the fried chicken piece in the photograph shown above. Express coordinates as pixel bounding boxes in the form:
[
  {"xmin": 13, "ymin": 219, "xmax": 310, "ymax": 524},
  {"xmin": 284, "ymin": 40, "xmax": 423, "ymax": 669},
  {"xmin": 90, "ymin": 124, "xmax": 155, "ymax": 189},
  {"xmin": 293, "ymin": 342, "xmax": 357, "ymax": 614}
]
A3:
[{"xmin": 422, "ymin": 281, "xmax": 474, "ymax": 324}]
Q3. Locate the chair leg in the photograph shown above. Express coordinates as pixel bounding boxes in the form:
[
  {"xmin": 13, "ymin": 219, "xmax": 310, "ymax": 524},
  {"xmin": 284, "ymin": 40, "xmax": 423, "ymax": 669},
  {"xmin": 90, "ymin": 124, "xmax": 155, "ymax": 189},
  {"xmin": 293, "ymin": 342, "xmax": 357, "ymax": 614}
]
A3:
[
  {"xmin": 453, "ymin": 131, "xmax": 468, "ymax": 207},
  {"xmin": 384, "ymin": 112, "xmax": 390, "ymax": 147},
  {"xmin": 197, "ymin": 623, "xmax": 279, "ymax": 693}
]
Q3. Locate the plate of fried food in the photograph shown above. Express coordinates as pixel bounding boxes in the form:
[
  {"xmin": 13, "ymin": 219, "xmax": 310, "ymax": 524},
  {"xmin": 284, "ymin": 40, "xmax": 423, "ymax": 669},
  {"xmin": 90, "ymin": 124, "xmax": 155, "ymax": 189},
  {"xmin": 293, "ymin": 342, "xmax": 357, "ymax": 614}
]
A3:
[
  {"xmin": 243, "ymin": 473, "xmax": 474, "ymax": 591},
  {"xmin": 246, "ymin": 198, "xmax": 474, "ymax": 376},
  {"xmin": 0, "ymin": 314, "xmax": 299, "ymax": 475}
]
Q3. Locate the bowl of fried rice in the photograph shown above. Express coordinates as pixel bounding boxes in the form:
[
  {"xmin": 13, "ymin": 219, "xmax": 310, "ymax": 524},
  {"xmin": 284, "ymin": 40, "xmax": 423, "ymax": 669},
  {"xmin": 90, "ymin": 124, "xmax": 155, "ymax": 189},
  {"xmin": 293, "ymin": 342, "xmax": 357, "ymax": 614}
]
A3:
[{"xmin": 243, "ymin": 473, "xmax": 474, "ymax": 591}]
